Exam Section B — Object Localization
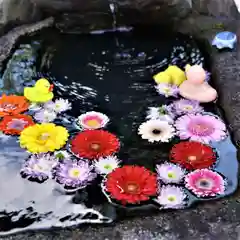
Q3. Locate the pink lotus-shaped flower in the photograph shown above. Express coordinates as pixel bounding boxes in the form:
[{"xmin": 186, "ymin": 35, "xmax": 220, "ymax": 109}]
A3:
[{"xmin": 185, "ymin": 169, "xmax": 225, "ymax": 197}]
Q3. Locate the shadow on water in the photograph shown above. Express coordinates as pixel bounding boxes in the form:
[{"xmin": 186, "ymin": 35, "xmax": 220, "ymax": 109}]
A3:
[{"xmin": 0, "ymin": 25, "xmax": 238, "ymax": 235}]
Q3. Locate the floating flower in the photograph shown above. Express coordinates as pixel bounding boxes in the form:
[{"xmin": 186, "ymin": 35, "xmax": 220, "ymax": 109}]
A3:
[
  {"xmin": 20, "ymin": 123, "xmax": 69, "ymax": 153},
  {"xmin": 175, "ymin": 114, "xmax": 227, "ymax": 144},
  {"xmin": 52, "ymin": 160, "xmax": 97, "ymax": 189},
  {"xmin": 71, "ymin": 130, "xmax": 120, "ymax": 160},
  {"xmin": 156, "ymin": 185, "xmax": 186, "ymax": 209},
  {"xmin": 77, "ymin": 111, "xmax": 109, "ymax": 130},
  {"xmin": 0, "ymin": 94, "xmax": 29, "ymax": 117},
  {"xmin": 20, "ymin": 154, "xmax": 58, "ymax": 182},
  {"xmin": 155, "ymin": 83, "xmax": 178, "ymax": 98},
  {"xmin": 54, "ymin": 150, "xmax": 71, "ymax": 160},
  {"xmin": 170, "ymin": 141, "xmax": 216, "ymax": 170},
  {"xmin": 156, "ymin": 163, "xmax": 185, "ymax": 184},
  {"xmin": 44, "ymin": 98, "xmax": 72, "ymax": 113},
  {"xmin": 0, "ymin": 114, "xmax": 34, "ymax": 135},
  {"xmin": 105, "ymin": 165, "xmax": 157, "ymax": 204},
  {"xmin": 138, "ymin": 120, "xmax": 175, "ymax": 143},
  {"xmin": 94, "ymin": 156, "xmax": 121, "ymax": 175},
  {"xmin": 185, "ymin": 169, "xmax": 225, "ymax": 197},
  {"xmin": 146, "ymin": 106, "xmax": 174, "ymax": 123},
  {"xmin": 28, "ymin": 103, "xmax": 42, "ymax": 112},
  {"xmin": 170, "ymin": 99, "xmax": 204, "ymax": 116},
  {"xmin": 34, "ymin": 109, "xmax": 57, "ymax": 123}
]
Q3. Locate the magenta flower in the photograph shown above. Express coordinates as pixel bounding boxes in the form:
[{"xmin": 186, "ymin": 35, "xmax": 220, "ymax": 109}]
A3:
[
  {"xmin": 185, "ymin": 169, "xmax": 225, "ymax": 197},
  {"xmin": 175, "ymin": 113, "xmax": 227, "ymax": 144},
  {"xmin": 52, "ymin": 159, "xmax": 97, "ymax": 189},
  {"xmin": 171, "ymin": 99, "xmax": 204, "ymax": 116}
]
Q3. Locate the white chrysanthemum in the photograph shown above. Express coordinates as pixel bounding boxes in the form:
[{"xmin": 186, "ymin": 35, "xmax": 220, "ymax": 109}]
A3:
[
  {"xmin": 77, "ymin": 111, "xmax": 109, "ymax": 130},
  {"xmin": 94, "ymin": 156, "xmax": 121, "ymax": 174},
  {"xmin": 157, "ymin": 186, "xmax": 186, "ymax": 209},
  {"xmin": 146, "ymin": 107, "xmax": 174, "ymax": 123},
  {"xmin": 34, "ymin": 109, "xmax": 57, "ymax": 123},
  {"xmin": 44, "ymin": 99, "xmax": 72, "ymax": 113},
  {"xmin": 138, "ymin": 120, "xmax": 175, "ymax": 143},
  {"xmin": 54, "ymin": 150, "xmax": 71, "ymax": 160},
  {"xmin": 156, "ymin": 163, "xmax": 185, "ymax": 184}
]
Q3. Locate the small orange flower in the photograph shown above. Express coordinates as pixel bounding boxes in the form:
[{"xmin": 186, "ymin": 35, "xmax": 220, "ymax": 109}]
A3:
[
  {"xmin": 0, "ymin": 94, "xmax": 29, "ymax": 117},
  {"xmin": 0, "ymin": 114, "xmax": 35, "ymax": 135}
]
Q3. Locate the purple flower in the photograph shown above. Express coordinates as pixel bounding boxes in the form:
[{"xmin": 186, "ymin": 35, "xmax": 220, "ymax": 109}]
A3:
[
  {"xmin": 155, "ymin": 83, "xmax": 179, "ymax": 98},
  {"xmin": 170, "ymin": 99, "xmax": 204, "ymax": 116},
  {"xmin": 20, "ymin": 154, "xmax": 58, "ymax": 182},
  {"xmin": 52, "ymin": 160, "xmax": 97, "ymax": 189},
  {"xmin": 175, "ymin": 113, "xmax": 227, "ymax": 144}
]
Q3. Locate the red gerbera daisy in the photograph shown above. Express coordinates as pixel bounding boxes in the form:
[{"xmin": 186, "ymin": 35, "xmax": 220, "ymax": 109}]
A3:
[
  {"xmin": 0, "ymin": 114, "xmax": 35, "ymax": 135},
  {"xmin": 170, "ymin": 141, "xmax": 216, "ymax": 170},
  {"xmin": 105, "ymin": 165, "xmax": 157, "ymax": 204},
  {"xmin": 70, "ymin": 130, "xmax": 120, "ymax": 160}
]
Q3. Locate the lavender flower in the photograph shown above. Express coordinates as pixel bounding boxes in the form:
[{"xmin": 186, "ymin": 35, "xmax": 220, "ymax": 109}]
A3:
[
  {"xmin": 171, "ymin": 99, "xmax": 204, "ymax": 116},
  {"xmin": 155, "ymin": 83, "xmax": 179, "ymax": 98},
  {"xmin": 20, "ymin": 154, "xmax": 58, "ymax": 182},
  {"xmin": 52, "ymin": 160, "xmax": 97, "ymax": 189}
]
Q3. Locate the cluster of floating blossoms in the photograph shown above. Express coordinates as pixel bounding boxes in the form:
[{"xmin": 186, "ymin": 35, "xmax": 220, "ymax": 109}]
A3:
[
  {"xmin": 136, "ymin": 65, "xmax": 228, "ymax": 209},
  {"xmin": 0, "ymin": 64, "xmax": 228, "ymax": 210}
]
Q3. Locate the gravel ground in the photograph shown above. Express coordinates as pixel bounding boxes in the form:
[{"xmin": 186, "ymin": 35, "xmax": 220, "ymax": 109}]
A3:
[{"xmin": 2, "ymin": 16, "xmax": 240, "ymax": 240}]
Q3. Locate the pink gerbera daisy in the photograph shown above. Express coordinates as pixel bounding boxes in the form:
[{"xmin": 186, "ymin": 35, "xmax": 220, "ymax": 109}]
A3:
[
  {"xmin": 185, "ymin": 169, "xmax": 225, "ymax": 197},
  {"xmin": 175, "ymin": 113, "xmax": 227, "ymax": 144}
]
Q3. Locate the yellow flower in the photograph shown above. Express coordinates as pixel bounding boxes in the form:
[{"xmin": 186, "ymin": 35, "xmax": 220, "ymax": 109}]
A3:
[{"xmin": 20, "ymin": 123, "xmax": 69, "ymax": 153}]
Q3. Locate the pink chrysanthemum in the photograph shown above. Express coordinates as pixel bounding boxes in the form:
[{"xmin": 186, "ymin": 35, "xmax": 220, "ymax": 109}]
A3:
[
  {"xmin": 185, "ymin": 169, "xmax": 225, "ymax": 197},
  {"xmin": 175, "ymin": 114, "xmax": 227, "ymax": 144}
]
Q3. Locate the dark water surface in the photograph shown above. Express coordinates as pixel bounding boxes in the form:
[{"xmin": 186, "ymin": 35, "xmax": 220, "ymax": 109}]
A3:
[{"xmin": 0, "ymin": 28, "xmax": 238, "ymax": 235}]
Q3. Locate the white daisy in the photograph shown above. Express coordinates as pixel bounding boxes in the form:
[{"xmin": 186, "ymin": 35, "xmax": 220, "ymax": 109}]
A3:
[
  {"xmin": 94, "ymin": 156, "xmax": 121, "ymax": 175},
  {"xmin": 157, "ymin": 185, "xmax": 186, "ymax": 209},
  {"xmin": 77, "ymin": 111, "xmax": 109, "ymax": 130},
  {"xmin": 54, "ymin": 150, "xmax": 71, "ymax": 160},
  {"xmin": 146, "ymin": 107, "xmax": 174, "ymax": 123},
  {"xmin": 156, "ymin": 163, "xmax": 185, "ymax": 184},
  {"xmin": 44, "ymin": 99, "xmax": 72, "ymax": 113},
  {"xmin": 138, "ymin": 120, "xmax": 175, "ymax": 143},
  {"xmin": 34, "ymin": 109, "xmax": 57, "ymax": 123}
]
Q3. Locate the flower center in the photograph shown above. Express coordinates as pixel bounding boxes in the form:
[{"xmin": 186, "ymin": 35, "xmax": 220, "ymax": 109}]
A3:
[
  {"xmin": 163, "ymin": 88, "xmax": 170, "ymax": 94},
  {"xmin": 183, "ymin": 105, "xmax": 193, "ymax": 111},
  {"xmin": 187, "ymin": 155, "xmax": 197, "ymax": 162},
  {"xmin": 90, "ymin": 142, "xmax": 101, "ymax": 151},
  {"xmin": 55, "ymin": 103, "xmax": 61, "ymax": 109},
  {"xmin": 104, "ymin": 164, "xmax": 112, "ymax": 170},
  {"xmin": 33, "ymin": 163, "xmax": 50, "ymax": 173},
  {"xmin": 7, "ymin": 119, "xmax": 27, "ymax": 130},
  {"xmin": 188, "ymin": 120, "xmax": 214, "ymax": 136},
  {"xmin": 125, "ymin": 183, "xmax": 139, "ymax": 194},
  {"xmin": 196, "ymin": 178, "xmax": 213, "ymax": 190},
  {"xmin": 38, "ymin": 133, "xmax": 50, "ymax": 141},
  {"xmin": 152, "ymin": 129, "xmax": 161, "ymax": 135},
  {"xmin": 167, "ymin": 195, "xmax": 176, "ymax": 202},
  {"xmin": 167, "ymin": 171, "xmax": 176, "ymax": 179},
  {"xmin": 86, "ymin": 119, "xmax": 100, "ymax": 128},
  {"xmin": 69, "ymin": 168, "xmax": 81, "ymax": 178}
]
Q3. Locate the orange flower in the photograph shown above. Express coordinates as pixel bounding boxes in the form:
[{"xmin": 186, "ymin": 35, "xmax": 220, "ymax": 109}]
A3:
[
  {"xmin": 0, "ymin": 114, "xmax": 35, "ymax": 135},
  {"xmin": 0, "ymin": 94, "xmax": 29, "ymax": 117}
]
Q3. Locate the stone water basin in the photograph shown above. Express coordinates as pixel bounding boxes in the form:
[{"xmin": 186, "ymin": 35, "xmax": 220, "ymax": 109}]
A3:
[{"xmin": 0, "ymin": 27, "xmax": 238, "ymax": 236}]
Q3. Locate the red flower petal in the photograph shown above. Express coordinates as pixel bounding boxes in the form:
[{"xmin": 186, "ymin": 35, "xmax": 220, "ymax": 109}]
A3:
[
  {"xmin": 70, "ymin": 130, "xmax": 120, "ymax": 160},
  {"xmin": 105, "ymin": 165, "xmax": 157, "ymax": 204},
  {"xmin": 170, "ymin": 141, "xmax": 216, "ymax": 170},
  {"xmin": 0, "ymin": 114, "xmax": 35, "ymax": 135}
]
